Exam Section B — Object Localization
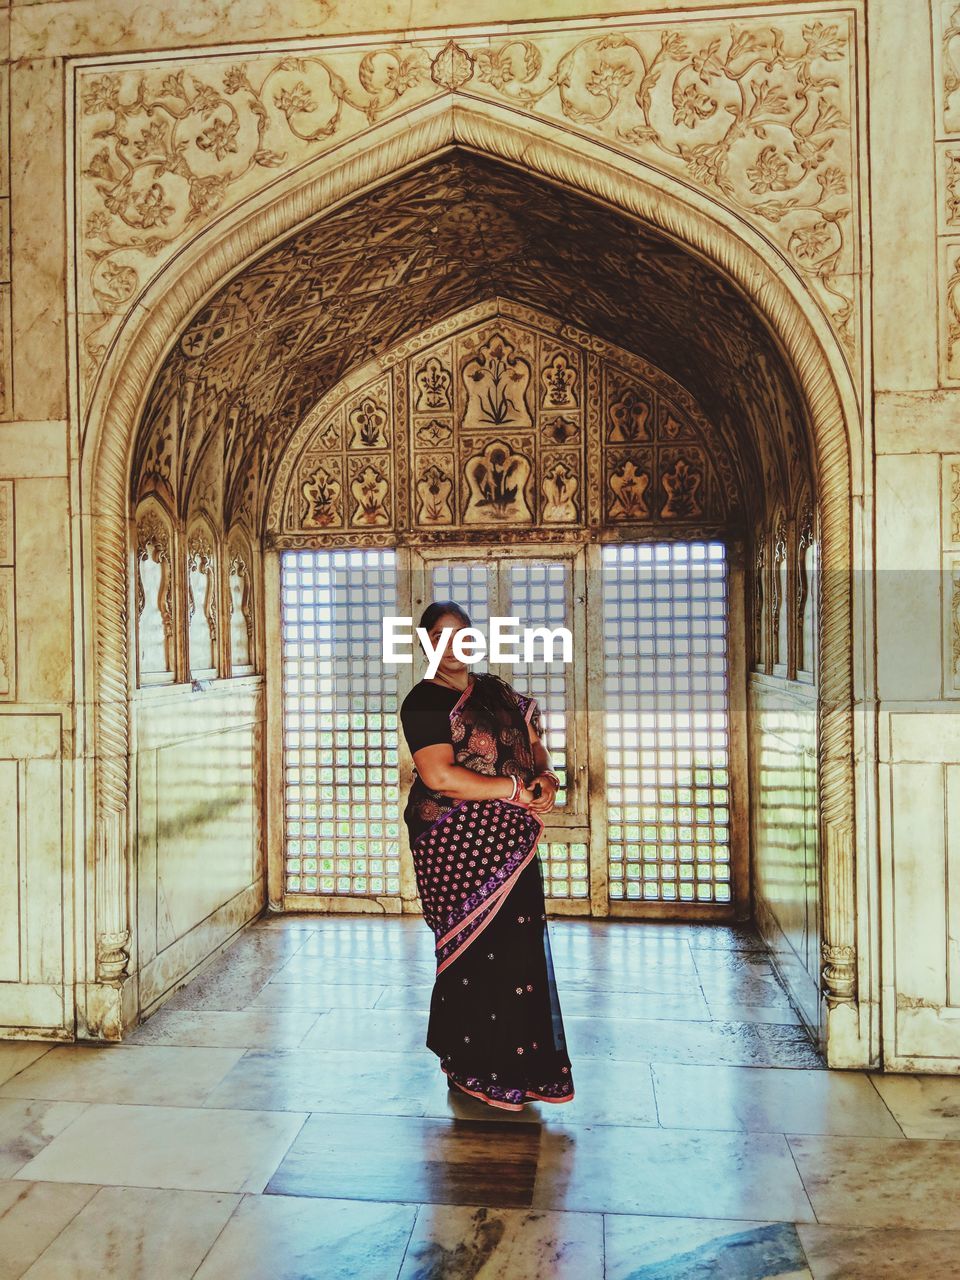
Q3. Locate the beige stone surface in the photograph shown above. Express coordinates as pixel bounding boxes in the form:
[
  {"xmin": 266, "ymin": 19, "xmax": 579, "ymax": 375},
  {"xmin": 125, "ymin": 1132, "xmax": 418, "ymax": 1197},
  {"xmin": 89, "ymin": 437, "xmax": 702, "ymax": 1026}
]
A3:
[
  {"xmin": 10, "ymin": 59, "xmax": 66, "ymax": 422},
  {"xmin": 12, "ymin": 479, "xmax": 72, "ymax": 704},
  {"xmin": 0, "ymin": 423, "xmax": 68, "ymax": 478}
]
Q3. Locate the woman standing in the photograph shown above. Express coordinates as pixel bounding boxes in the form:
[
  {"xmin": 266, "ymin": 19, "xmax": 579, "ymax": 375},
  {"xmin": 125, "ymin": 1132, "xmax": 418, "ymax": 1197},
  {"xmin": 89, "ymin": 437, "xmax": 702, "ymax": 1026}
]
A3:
[{"xmin": 399, "ymin": 600, "xmax": 575, "ymax": 1111}]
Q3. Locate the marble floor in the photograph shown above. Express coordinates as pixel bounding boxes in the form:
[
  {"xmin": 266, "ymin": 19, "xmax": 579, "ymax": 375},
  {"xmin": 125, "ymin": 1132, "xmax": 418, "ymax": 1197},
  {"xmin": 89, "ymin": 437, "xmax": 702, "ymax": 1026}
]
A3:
[{"xmin": 1, "ymin": 915, "xmax": 959, "ymax": 1279}]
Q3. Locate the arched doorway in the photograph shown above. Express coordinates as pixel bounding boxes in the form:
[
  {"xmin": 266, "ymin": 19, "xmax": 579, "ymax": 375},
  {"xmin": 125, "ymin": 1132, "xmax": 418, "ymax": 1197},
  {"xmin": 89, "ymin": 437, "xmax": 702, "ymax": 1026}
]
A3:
[{"xmin": 78, "ymin": 107, "xmax": 868, "ymax": 1067}]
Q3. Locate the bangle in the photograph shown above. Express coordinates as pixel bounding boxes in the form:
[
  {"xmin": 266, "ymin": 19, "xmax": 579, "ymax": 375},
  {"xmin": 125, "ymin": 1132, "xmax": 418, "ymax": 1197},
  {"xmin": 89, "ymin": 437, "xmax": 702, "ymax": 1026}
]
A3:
[
  {"xmin": 540, "ymin": 769, "xmax": 561, "ymax": 788},
  {"xmin": 505, "ymin": 774, "xmax": 520, "ymax": 802}
]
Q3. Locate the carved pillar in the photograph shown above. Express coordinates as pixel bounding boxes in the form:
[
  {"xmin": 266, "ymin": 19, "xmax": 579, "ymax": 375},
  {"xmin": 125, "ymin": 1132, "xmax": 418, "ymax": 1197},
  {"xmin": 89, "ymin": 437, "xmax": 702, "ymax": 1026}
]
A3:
[
  {"xmin": 816, "ymin": 471, "xmax": 857, "ymax": 1012},
  {"xmin": 92, "ymin": 504, "xmax": 132, "ymax": 996}
]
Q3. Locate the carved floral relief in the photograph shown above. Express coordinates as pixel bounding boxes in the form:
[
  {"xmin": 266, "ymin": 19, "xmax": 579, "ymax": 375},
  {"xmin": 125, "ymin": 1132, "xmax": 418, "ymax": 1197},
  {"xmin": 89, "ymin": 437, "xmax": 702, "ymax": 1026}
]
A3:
[
  {"xmin": 75, "ymin": 12, "xmax": 860, "ymax": 413},
  {"xmin": 415, "ymin": 457, "xmax": 455, "ymax": 525},
  {"xmin": 271, "ymin": 307, "xmax": 763, "ymax": 538},
  {"xmin": 299, "ymin": 458, "xmax": 343, "ymax": 529},
  {"xmin": 460, "ymin": 331, "xmax": 533, "ymax": 430}
]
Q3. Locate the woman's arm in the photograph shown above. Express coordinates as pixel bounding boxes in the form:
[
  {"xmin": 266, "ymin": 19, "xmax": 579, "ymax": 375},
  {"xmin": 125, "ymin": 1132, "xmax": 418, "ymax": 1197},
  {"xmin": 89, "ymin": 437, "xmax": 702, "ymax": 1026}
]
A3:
[{"xmin": 412, "ymin": 743, "xmax": 533, "ymax": 803}]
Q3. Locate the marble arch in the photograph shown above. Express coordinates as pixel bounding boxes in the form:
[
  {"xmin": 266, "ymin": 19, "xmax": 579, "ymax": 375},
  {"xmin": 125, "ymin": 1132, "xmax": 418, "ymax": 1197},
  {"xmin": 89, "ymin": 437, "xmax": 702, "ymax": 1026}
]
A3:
[{"xmin": 79, "ymin": 99, "xmax": 868, "ymax": 1063}]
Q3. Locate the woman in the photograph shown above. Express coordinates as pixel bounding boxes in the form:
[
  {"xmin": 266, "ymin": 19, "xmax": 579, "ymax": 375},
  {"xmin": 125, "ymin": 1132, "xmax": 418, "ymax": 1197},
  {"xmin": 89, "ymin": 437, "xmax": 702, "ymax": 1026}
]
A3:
[{"xmin": 399, "ymin": 600, "xmax": 575, "ymax": 1111}]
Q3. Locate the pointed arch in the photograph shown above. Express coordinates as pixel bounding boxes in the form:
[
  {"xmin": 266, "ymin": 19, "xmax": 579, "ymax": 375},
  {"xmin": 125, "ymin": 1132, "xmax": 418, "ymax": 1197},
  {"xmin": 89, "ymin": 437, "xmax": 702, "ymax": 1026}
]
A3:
[{"xmin": 77, "ymin": 98, "xmax": 867, "ymax": 1058}]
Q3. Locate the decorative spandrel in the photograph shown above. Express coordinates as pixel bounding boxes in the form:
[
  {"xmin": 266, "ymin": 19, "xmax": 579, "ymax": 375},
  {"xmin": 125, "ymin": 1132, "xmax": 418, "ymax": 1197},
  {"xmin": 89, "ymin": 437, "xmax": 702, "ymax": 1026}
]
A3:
[{"xmin": 76, "ymin": 13, "xmax": 860, "ymax": 415}]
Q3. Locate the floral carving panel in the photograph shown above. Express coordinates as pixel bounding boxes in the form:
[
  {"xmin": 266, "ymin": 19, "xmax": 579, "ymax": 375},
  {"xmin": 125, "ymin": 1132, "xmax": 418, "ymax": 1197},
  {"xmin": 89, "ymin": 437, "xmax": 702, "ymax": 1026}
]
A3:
[
  {"xmin": 270, "ymin": 306, "xmax": 761, "ymax": 543},
  {"xmin": 410, "ymin": 321, "xmax": 586, "ymax": 531},
  {"xmin": 282, "ymin": 382, "xmax": 395, "ymax": 533},
  {"xmin": 599, "ymin": 363, "xmax": 737, "ymax": 529},
  {"xmin": 75, "ymin": 11, "xmax": 861, "ymax": 413}
]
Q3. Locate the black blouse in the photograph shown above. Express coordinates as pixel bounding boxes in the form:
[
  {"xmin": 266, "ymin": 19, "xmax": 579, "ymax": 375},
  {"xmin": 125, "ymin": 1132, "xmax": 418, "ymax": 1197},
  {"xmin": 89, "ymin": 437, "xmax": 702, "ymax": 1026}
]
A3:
[{"xmin": 399, "ymin": 679, "xmax": 461, "ymax": 755}]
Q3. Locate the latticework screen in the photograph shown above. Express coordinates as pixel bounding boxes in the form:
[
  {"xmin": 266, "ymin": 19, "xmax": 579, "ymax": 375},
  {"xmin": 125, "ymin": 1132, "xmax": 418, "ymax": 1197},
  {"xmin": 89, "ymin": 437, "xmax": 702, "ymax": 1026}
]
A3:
[
  {"xmin": 281, "ymin": 549, "xmax": 402, "ymax": 897},
  {"xmin": 428, "ymin": 556, "xmax": 585, "ymax": 899},
  {"xmin": 428, "ymin": 562, "xmax": 491, "ymax": 664},
  {"xmin": 506, "ymin": 560, "xmax": 570, "ymax": 808},
  {"xmin": 602, "ymin": 542, "xmax": 731, "ymax": 903}
]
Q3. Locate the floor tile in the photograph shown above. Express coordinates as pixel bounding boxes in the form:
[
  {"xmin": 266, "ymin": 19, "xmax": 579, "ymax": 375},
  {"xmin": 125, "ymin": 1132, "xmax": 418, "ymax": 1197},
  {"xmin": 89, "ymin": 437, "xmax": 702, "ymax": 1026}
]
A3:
[
  {"xmin": 517, "ymin": 967, "xmax": 701, "ymax": 999},
  {"xmin": 296, "ymin": 930, "xmax": 433, "ymax": 962},
  {"xmin": 373, "ymin": 984, "xmax": 435, "ymax": 1011},
  {"xmin": 205, "ymin": 1048, "xmax": 437, "ymax": 1116},
  {"xmin": 0, "ymin": 1180, "xmax": 98, "ymax": 1280},
  {"xmin": 0, "ymin": 1100, "xmax": 87, "ymax": 1179},
  {"xmin": 550, "ymin": 988, "xmax": 711, "ymax": 1022},
  {"xmin": 867, "ymin": 1072, "xmax": 960, "ymax": 1138},
  {"xmin": 532, "ymin": 1124, "xmax": 815, "ymax": 1221},
  {"xmin": 299, "ymin": 1008, "xmax": 430, "ymax": 1054},
  {"xmin": 652, "ymin": 1063, "xmax": 902, "ymax": 1136},
  {"xmin": 796, "ymin": 1223, "xmax": 960, "ymax": 1279},
  {"xmin": 703, "ymin": 999, "xmax": 800, "ymax": 1026},
  {"xmin": 788, "ymin": 1134, "xmax": 960, "ymax": 1227},
  {"xmin": 604, "ymin": 1213, "xmax": 811, "ymax": 1279},
  {"xmin": 399, "ymin": 1204, "xmax": 603, "ymax": 1279},
  {"xmin": 696, "ymin": 974, "xmax": 797, "ymax": 1008},
  {"xmin": 193, "ymin": 1193, "xmax": 416, "ymax": 1280},
  {"xmin": 274, "ymin": 954, "xmax": 439, "ymax": 986},
  {"xmin": 19, "ymin": 1186, "xmax": 239, "ymax": 1280},
  {"xmin": 691, "ymin": 951, "xmax": 777, "ymax": 980},
  {"xmin": 683, "ymin": 925, "xmax": 769, "ymax": 952},
  {"xmin": 14, "ymin": 1103, "xmax": 306, "ymax": 1194},
  {"xmin": 126, "ymin": 1009, "xmax": 321, "ymax": 1049},
  {"xmin": 0, "ymin": 1045, "xmax": 52, "ymax": 1089},
  {"xmin": 159, "ymin": 961, "xmax": 283, "ymax": 1013},
  {"xmin": 563, "ymin": 1016, "xmax": 821, "ymax": 1068},
  {"xmin": 252, "ymin": 982, "xmax": 387, "ymax": 1010},
  {"xmin": 0, "ymin": 1045, "xmax": 245, "ymax": 1107},
  {"xmin": 266, "ymin": 1112, "xmax": 541, "ymax": 1208}
]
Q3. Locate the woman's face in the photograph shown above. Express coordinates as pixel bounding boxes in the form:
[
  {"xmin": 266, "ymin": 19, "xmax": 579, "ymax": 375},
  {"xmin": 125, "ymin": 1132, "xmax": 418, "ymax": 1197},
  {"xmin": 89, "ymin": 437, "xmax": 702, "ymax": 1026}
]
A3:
[{"xmin": 424, "ymin": 612, "xmax": 470, "ymax": 676}]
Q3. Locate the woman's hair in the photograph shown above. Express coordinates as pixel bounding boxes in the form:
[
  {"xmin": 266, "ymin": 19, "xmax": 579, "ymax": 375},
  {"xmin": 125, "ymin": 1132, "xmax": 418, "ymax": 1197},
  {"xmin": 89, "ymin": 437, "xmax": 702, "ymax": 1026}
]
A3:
[{"xmin": 417, "ymin": 600, "xmax": 526, "ymax": 735}]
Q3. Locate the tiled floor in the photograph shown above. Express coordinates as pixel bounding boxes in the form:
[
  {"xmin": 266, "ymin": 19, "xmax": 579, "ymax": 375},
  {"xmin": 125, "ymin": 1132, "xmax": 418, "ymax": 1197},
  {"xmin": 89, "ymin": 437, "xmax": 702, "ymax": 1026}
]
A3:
[{"xmin": 1, "ymin": 915, "xmax": 960, "ymax": 1278}]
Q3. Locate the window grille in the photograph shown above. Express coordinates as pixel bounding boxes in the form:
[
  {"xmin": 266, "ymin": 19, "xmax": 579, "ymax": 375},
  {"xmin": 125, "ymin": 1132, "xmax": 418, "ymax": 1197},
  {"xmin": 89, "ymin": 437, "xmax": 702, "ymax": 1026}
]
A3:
[
  {"xmin": 281, "ymin": 549, "xmax": 401, "ymax": 897},
  {"xmin": 603, "ymin": 542, "xmax": 731, "ymax": 903}
]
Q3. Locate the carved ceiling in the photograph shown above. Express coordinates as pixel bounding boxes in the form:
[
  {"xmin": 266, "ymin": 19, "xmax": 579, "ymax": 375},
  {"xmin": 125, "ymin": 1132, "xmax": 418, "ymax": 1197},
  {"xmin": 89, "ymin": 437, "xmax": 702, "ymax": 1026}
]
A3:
[{"xmin": 133, "ymin": 149, "xmax": 814, "ymax": 533}]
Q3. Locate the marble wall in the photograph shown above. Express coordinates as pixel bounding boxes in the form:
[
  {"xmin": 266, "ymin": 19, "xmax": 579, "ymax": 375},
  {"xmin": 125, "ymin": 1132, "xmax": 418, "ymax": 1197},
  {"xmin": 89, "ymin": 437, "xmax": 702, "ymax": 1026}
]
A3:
[
  {"xmin": 133, "ymin": 682, "xmax": 264, "ymax": 1013},
  {"xmin": 749, "ymin": 681, "xmax": 820, "ymax": 1037}
]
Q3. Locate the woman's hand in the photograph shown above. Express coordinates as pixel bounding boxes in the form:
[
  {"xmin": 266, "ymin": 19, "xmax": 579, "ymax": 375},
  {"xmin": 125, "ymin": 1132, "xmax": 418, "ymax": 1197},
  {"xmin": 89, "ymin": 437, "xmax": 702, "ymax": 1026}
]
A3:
[
  {"xmin": 516, "ymin": 784, "xmax": 536, "ymax": 806},
  {"xmin": 528, "ymin": 774, "xmax": 558, "ymax": 814}
]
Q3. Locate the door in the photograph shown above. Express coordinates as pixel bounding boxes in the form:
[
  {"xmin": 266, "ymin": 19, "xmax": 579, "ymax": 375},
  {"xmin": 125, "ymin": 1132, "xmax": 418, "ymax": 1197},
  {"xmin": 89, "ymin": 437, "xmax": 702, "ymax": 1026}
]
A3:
[{"xmin": 411, "ymin": 545, "xmax": 592, "ymax": 913}]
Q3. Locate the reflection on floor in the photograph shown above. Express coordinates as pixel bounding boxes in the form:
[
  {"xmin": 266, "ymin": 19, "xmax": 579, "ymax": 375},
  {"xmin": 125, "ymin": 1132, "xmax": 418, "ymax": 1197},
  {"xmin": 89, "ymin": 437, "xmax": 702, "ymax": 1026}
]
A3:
[{"xmin": 1, "ymin": 915, "xmax": 960, "ymax": 1278}]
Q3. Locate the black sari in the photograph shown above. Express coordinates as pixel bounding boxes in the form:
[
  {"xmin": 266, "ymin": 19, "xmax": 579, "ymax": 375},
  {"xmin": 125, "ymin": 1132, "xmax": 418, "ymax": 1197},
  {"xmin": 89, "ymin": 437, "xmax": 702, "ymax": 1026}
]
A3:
[{"xmin": 399, "ymin": 674, "xmax": 574, "ymax": 1110}]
